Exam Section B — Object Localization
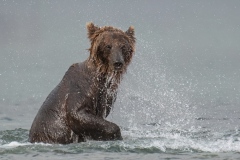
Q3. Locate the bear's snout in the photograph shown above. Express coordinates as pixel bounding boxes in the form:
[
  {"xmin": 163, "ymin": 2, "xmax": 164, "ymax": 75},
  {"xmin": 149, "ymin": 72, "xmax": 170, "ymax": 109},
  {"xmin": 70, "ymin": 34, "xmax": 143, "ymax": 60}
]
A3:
[{"xmin": 112, "ymin": 50, "xmax": 124, "ymax": 71}]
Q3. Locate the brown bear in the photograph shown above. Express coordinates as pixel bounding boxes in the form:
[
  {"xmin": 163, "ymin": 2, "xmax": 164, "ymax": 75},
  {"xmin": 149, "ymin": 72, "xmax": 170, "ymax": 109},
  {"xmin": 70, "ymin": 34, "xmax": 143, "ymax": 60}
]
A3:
[{"xmin": 29, "ymin": 23, "xmax": 136, "ymax": 144}]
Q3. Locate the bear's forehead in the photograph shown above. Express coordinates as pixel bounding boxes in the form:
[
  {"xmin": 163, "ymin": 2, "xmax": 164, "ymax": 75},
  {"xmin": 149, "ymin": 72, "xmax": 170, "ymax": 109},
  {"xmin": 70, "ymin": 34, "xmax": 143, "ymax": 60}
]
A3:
[{"xmin": 101, "ymin": 32, "xmax": 129, "ymax": 43}]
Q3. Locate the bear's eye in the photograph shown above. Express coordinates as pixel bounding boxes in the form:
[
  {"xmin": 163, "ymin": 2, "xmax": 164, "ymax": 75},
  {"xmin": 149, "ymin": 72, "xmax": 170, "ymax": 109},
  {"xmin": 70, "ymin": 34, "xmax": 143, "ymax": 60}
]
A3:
[
  {"xmin": 105, "ymin": 45, "xmax": 112, "ymax": 50},
  {"xmin": 121, "ymin": 45, "xmax": 127, "ymax": 52}
]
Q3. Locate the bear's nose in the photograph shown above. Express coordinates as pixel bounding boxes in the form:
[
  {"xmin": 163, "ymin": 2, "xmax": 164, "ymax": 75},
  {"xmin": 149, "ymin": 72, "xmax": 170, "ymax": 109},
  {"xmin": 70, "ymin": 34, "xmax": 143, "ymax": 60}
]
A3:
[{"xmin": 114, "ymin": 62, "xmax": 123, "ymax": 70}]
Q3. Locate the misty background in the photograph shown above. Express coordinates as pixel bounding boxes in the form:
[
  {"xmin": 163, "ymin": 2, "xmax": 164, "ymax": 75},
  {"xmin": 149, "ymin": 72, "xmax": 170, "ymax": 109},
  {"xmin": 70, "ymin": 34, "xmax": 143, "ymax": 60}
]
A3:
[{"xmin": 1, "ymin": 0, "xmax": 240, "ymax": 130}]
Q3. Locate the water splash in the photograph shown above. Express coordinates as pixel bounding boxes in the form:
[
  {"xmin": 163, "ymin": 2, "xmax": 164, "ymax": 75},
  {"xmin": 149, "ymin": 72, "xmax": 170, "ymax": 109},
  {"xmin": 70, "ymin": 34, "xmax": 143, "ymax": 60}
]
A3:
[{"xmin": 111, "ymin": 37, "xmax": 197, "ymax": 132}]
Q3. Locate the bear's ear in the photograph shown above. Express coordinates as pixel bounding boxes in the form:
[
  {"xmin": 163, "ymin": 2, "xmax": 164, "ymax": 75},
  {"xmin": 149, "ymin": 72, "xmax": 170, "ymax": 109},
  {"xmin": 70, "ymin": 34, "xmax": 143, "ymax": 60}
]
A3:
[
  {"xmin": 125, "ymin": 26, "xmax": 135, "ymax": 40},
  {"xmin": 86, "ymin": 22, "xmax": 100, "ymax": 40}
]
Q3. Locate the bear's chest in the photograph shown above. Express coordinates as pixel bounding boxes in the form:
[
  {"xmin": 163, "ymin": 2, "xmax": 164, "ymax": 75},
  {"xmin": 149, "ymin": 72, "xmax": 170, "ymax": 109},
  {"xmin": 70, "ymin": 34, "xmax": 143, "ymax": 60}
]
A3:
[{"xmin": 93, "ymin": 78, "xmax": 118, "ymax": 118}]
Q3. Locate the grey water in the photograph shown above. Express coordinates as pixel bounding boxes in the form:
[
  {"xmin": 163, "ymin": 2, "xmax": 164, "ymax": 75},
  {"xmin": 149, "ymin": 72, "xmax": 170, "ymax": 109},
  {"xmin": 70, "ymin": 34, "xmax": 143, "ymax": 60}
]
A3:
[{"xmin": 1, "ymin": 1, "xmax": 240, "ymax": 159}]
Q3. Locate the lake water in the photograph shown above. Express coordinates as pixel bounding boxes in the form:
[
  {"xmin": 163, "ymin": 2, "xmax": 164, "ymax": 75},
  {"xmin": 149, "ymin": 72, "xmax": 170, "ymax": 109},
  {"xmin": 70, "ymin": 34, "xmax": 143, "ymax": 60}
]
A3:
[{"xmin": 1, "ymin": 1, "xmax": 240, "ymax": 159}]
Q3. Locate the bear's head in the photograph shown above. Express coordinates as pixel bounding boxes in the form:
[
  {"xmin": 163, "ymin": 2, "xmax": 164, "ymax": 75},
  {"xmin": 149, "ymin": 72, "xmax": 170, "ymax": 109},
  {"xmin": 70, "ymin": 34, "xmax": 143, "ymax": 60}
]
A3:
[{"xmin": 86, "ymin": 23, "xmax": 135, "ymax": 75}]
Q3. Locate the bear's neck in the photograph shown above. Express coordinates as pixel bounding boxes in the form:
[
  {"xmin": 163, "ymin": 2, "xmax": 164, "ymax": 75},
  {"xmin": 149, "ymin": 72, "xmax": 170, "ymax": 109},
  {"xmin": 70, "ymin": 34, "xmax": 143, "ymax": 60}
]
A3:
[
  {"xmin": 86, "ymin": 58, "xmax": 123, "ymax": 86},
  {"xmin": 86, "ymin": 59, "xmax": 122, "ymax": 118},
  {"xmin": 94, "ymin": 67, "xmax": 124, "ymax": 118},
  {"xmin": 96, "ymin": 72, "xmax": 119, "ymax": 91}
]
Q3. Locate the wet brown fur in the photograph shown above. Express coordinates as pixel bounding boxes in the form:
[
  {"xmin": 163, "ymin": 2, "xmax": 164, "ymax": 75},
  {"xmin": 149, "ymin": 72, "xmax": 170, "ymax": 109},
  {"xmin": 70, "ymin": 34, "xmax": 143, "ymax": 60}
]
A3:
[{"xmin": 29, "ymin": 23, "xmax": 135, "ymax": 144}]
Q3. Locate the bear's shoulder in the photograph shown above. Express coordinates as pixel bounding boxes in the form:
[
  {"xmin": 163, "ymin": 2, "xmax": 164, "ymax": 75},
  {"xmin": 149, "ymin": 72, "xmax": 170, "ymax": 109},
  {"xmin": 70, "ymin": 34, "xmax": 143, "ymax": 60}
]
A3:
[
  {"xmin": 63, "ymin": 61, "xmax": 91, "ymax": 81},
  {"xmin": 67, "ymin": 61, "xmax": 86, "ymax": 72}
]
